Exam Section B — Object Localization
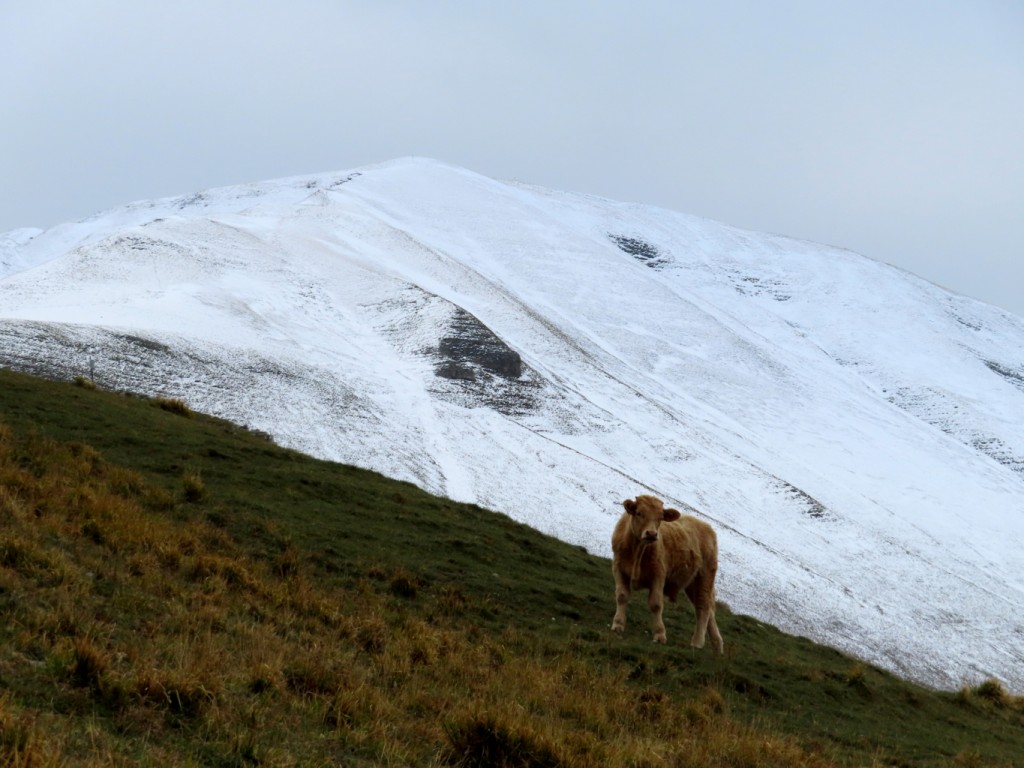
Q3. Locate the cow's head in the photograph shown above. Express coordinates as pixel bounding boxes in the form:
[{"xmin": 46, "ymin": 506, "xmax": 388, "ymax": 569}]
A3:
[{"xmin": 623, "ymin": 495, "xmax": 681, "ymax": 543}]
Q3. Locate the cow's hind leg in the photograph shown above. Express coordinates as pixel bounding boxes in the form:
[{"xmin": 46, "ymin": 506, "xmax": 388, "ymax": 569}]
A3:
[
  {"xmin": 706, "ymin": 607, "xmax": 724, "ymax": 654},
  {"xmin": 685, "ymin": 577, "xmax": 715, "ymax": 650}
]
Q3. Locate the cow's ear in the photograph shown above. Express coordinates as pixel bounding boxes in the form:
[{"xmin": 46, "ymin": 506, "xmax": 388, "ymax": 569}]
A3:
[
  {"xmin": 663, "ymin": 507, "xmax": 681, "ymax": 522},
  {"xmin": 623, "ymin": 499, "xmax": 638, "ymax": 515}
]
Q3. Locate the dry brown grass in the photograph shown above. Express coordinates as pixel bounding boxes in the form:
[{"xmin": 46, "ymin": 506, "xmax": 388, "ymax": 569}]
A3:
[
  {"xmin": 0, "ymin": 419, "xmax": 843, "ymax": 766},
  {"xmin": 153, "ymin": 396, "xmax": 193, "ymax": 417},
  {"xmin": 957, "ymin": 679, "xmax": 1024, "ymax": 714}
]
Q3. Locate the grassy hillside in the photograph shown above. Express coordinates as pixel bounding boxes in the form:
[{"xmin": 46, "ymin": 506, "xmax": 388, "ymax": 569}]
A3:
[{"xmin": 0, "ymin": 367, "xmax": 1021, "ymax": 767}]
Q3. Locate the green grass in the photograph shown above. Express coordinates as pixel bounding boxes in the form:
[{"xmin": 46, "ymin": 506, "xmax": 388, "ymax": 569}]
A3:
[{"xmin": 1, "ymin": 366, "xmax": 1022, "ymax": 766}]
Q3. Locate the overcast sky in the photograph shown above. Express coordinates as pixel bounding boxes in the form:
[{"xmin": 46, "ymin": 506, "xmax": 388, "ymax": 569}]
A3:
[{"xmin": 3, "ymin": 1, "xmax": 1022, "ymax": 316}]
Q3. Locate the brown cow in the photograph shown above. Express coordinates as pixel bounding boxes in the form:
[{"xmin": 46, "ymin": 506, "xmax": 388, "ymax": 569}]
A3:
[{"xmin": 611, "ymin": 494, "xmax": 723, "ymax": 652}]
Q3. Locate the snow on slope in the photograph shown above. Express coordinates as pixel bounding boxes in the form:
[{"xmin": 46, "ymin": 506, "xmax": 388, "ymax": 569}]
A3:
[{"xmin": 2, "ymin": 157, "xmax": 1023, "ymax": 691}]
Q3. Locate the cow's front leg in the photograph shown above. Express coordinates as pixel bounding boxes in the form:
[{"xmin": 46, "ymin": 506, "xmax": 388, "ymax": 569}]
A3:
[
  {"xmin": 612, "ymin": 566, "xmax": 630, "ymax": 633},
  {"xmin": 648, "ymin": 580, "xmax": 667, "ymax": 643}
]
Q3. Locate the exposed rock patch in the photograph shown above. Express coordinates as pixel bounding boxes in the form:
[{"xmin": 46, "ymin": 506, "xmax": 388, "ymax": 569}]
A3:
[
  {"xmin": 609, "ymin": 234, "xmax": 670, "ymax": 269},
  {"xmin": 432, "ymin": 308, "xmax": 539, "ymax": 416},
  {"xmin": 985, "ymin": 360, "xmax": 1024, "ymax": 393},
  {"xmin": 435, "ymin": 308, "xmax": 522, "ymax": 381},
  {"xmin": 771, "ymin": 476, "xmax": 832, "ymax": 520}
]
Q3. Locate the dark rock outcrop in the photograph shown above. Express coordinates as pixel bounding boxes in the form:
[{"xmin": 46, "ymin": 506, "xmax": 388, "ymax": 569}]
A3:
[{"xmin": 435, "ymin": 308, "xmax": 522, "ymax": 381}]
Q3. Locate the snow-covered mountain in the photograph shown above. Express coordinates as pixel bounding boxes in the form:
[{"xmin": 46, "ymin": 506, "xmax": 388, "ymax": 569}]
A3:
[{"xmin": 2, "ymin": 157, "xmax": 1023, "ymax": 692}]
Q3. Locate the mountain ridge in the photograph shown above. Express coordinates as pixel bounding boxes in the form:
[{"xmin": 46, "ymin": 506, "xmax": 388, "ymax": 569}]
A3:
[{"xmin": 2, "ymin": 158, "xmax": 1022, "ymax": 691}]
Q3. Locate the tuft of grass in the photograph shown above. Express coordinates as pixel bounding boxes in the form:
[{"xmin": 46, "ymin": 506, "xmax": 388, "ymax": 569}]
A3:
[
  {"xmin": 182, "ymin": 470, "xmax": 206, "ymax": 503},
  {"xmin": 135, "ymin": 669, "xmax": 218, "ymax": 719},
  {"xmin": 968, "ymin": 678, "xmax": 1020, "ymax": 710},
  {"xmin": 389, "ymin": 567, "xmax": 419, "ymax": 599},
  {"xmin": 68, "ymin": 637, "xmax": 110, "ymax": 691},
  {"xmin": 154, "ymin": 396, "xmax": 193, "ymax": 418},
  {"xmin": 0, "ymin": 694, "xmax": 54, "ymax": 768},
  {"xmin": 443, "ymin": 711, "xmax": 564, "ymax": 767}
]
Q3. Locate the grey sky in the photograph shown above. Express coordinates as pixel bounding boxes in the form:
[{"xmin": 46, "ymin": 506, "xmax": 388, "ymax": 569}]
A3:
[{"xmin": 3, "ymin": 1, "xmax": 1022, "ymax": 316}]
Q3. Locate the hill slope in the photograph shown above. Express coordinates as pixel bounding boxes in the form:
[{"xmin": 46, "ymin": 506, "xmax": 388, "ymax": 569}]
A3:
[
  {"xmin": 1, "ymin": 158, "xmax": 1023, "ymax": 692},
  {"xmin": 1, "ymin": 369, "xmax": 1023, "ymax": 766}
]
